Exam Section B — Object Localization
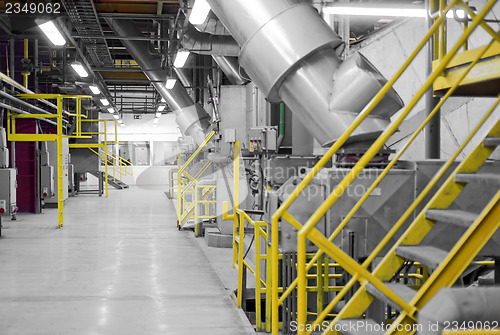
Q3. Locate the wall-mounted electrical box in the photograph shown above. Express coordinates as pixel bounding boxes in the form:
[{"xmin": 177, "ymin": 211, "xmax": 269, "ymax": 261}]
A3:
[
  {"xmin": 248, "ymin": 126, "xmax": 278, "ymax": 153},
  {"xmin": 41, "ymin": 165, "xmax": 55, "ymax": 199}
]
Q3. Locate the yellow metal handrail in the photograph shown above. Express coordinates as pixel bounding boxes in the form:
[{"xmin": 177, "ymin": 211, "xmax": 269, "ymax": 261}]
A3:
[
  {"xmin": 7, "ymin": 94, "xmax": 91, "ymax": 228},
  {"xmin": 69, "ymin": 118, "xmax": 121, "ymax": 197},
  {"xmin": 267, "ymin": 1, "xmax": 500, "ymax": 333},
  {"xmin": 223, "ymin": 142, "xmax": 348, "ymax": 333},
  {"xmin": 176, "ymin": 131, "xmax": 216, "ymax": 228}
]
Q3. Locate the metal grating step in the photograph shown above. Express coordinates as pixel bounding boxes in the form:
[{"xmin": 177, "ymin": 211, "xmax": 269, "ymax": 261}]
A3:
[
  {"xmin": 336, "ymin": 319, "xmax": 385, "ymax": 335},
  {"xmin": 425, "ymin": 209, "xmax": 478, "ymax": 227},
  {"xmin": 366, "ymin": 283, "xmax": 416, "ymax": 312},
  {"xmin": 484, "ymin": 137, "xmax": 500, "ymax": 147},
  {"xmin": 455, "ymin": 172, "xmax": 500, "ymax": 186},
  {"xmin": 396, "ymin": 245, "xmax": 449, "ymax": 269}
]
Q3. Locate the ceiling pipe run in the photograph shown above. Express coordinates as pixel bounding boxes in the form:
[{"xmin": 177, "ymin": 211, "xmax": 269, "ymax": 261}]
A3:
[
  {"xmin": 206, "ymin": 0, "xmax": 404, "ymax": 146},
  {"xmin": 180, "ymin": 24, "xmax": 240, "ymax": 57},
  {"xmin": 194, "ymin": 12, "xmax": 231, "ymax": 36},
  {"xmin": 106, "ymin": 18, "xmax": 212, "ymax": 146},
  {"xmin": 212, "ymin": 56, "xmax": 249, "ymax": 85}
]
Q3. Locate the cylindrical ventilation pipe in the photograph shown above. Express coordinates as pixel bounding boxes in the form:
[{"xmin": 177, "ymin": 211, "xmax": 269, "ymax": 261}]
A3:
[
  {"xmin": 106, "ymin": 18, "xmax": 212, "ymax": 146},
  {"xmin": 206, "ymin": 0, "xmax": 404, "ymax": 146},
  {"xmin": 181, "ymin": 24, "xmax": 240, "ymax": 57}
]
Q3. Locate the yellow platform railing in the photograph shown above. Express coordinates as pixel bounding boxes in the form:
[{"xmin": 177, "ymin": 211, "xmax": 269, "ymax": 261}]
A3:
[
  {"xmin": 176, "ymin": 131, "xmax": 216, "ymax": 228},
  {"xmin": 69, "ymin": 118, "xmax": 125, "ymax": 197},
  {"xmin": 268, "ymin": 0, "xmax": 500, "ymax": 333},
  {"xmin": 7, "ymin": 94, "xmax": 92, "ymax": 228},
  {"xmin": 223, "ymin": 142, "xmax": 349, "ymax": 333}
]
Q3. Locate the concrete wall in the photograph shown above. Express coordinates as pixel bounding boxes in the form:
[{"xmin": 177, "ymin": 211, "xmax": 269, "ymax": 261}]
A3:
[{"xmin": 340, "ymin": 1, "xmax": 500, "ymax": 161}]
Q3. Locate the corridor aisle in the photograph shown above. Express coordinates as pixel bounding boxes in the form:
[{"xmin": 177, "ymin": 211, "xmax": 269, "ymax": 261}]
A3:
[{"xmin": 0, "ymin": 186, "xmax": 255, "ymax": 335}]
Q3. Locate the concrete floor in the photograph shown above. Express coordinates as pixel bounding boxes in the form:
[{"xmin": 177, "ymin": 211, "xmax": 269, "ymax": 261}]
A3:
[{"xmin": 0, "ymin": 186, "xmax": 256, "ymax": 335}]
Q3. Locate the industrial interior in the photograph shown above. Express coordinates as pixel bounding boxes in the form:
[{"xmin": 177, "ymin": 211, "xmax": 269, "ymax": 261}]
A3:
[{"xmin": 0, "ymin": 0, "xmax": 500, "ymax": 334}]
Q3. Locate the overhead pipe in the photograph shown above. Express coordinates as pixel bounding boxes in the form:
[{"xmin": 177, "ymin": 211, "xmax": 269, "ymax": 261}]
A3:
[
  {"xmin": 206, "ymin": 0, "xmax": 404, "ymax": 146},
  {"xmin": 106, "ymin": 18, "xmax": 212, "ymax": 146},
  {"xmin": 194, "ymin": 12, "xmax": 231, "ymax": 36},
  {"xmin": 187, "ymin": 12, "xmax": 250, "ymax": 86},
  {"xmin": 180, "ymin": 24, "xmax": 240, "ymax": 57},
  {"xmin": 212, "ymin": 56, "xmax": 249, "ymax": 85}
]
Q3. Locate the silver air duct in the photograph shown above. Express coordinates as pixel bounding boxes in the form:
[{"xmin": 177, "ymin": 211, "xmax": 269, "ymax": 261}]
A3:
[
  {"xmin": 206, "ymin": 0, "xmax": 404, "ymax": 146},
  {"xmin": 106, "ymin": 18, "xmax": 212, "ymax": 146},
  {"xmin": 181, "ymin": 24, "xmax": 240, "ymax": 57},
  {"xmin": 212, "ymin": 56, "xmax": 249, "ymax": 85},
  {"xmin": 194, "ymin": 12, "xmax": 231, "ymax": 36}
]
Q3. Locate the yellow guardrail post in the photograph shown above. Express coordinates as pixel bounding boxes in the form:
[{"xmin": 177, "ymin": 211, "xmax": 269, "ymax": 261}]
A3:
[
  {"xmin": 232, "ymin": 141, "xmax": 240, "ymax": 267},
  {"xmin": 8, "ymin": 94, "xmax": 91, "ymax": 228},
  {"xmin": 57, "ymin": 96, "xmax": 63, "ymax": 228}
]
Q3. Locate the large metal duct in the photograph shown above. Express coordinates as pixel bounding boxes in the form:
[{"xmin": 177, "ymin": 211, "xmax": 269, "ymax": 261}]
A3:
[
  {"xmin": 180, "ymin": 24, "xmax": 240, "ymax": 57},
  {"xmin": 194, "ymin": 12, "xmax": 231, "ymax": 36},
  {"xmin": 206, "ymin": 0, "xmax": 404, "ymax": 146},
  {"xmin": 106, "ymin": 18, "xmax": 212, "ymax": 146},
  {"xmin": 212, "ymin": 56, "xmax": 249, "ymax": 85}
]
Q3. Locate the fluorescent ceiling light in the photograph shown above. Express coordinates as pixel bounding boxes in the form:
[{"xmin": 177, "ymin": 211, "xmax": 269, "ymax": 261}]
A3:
[
  {"xmin": 189, "ymin": 0, "xmax": 211, "ymax": 25},
  {"xmin": 323, "ymin": 6, "xmax": 426, "ymax": 17},
  {"xmin": 71, "ymin": 62, "xmax": 89, "ymax": 78},
  {"xmin": 100, "ymin": 99, "xmax": 110, "ymax": 106},
  {"xmin": 38, "ymin": 21, "xmax": 66, "ymax": 46},
  {"xmin": 113, "ymin": 114, "xmax": 120, "ymax": 120},
  {"xmin": 166, "ymin": 78, "xmax": 177, "ymax": 90},
  {"xmin": 158, "ymin": 105, "xmax": 166, "ymax": 112},
  {"xmin": 118, "ymin": 120, "xmax": 123, "ymax": 124},
  {"xmin": 120, "ymin": 123, "xmax": 126, "ymax": 128},
  {"xmin": 89, "ymin": 86, "xmax": 101, "ymax": 95},
  {"xmin": 174, "ymin": 50, "xmax": 190, "ymax": 68},
  {"xmin": 107, "ymin": 107, "xmax": 115, "ymax": 114},
  {"xmin": 156, "ymin": 112, "xmax": 162, "ymax": 118}
]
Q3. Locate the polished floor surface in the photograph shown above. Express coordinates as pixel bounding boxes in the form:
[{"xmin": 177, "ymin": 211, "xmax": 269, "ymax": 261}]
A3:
[{"xmin": 0, "ymin": 186, "xmax": 255, "ymax": 335}]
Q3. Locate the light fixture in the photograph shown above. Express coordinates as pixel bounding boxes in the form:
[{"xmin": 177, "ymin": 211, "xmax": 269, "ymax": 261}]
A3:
[
  {"xmin": 89, "ymin": 85, "xmax": 101, "ymax": 95},
  {"xmin": 113, "ymin": 114, "xmax": 120, "ymax": 120},
  {"xmin": 173, "ymin": 50, "xmax": 190, "ymax": 68},
  {"xmin": 156, "ymin": 112, "xmax": 162, "ymax": 118},
  {"xmin": 189, "ymin": 0, "xmax": 211, "ymax": 25},
  {"xmin": 38, "ymin": 20, "xmax": 66, "ymax": 46},
  {"xmin": 120, "ymin": 123, "xmax": 126, "ymax": 128},
  {"xmin": 107, "ymin": 107, "xmax": 115, "ymax": 114},
  {"xmin": 118, "ymin": 120, "xmax": 123, "ymax": 124},
  {"xmin": 71, "ymin": 62, "xmax": 89, "ymax": 78},
  {"xmin": 166, "ymin": 78, "xmax": 177, "ymax": 90},
  {"xmin": 323, "ymin": 5, "xmax": 426, "ymax": 17},
  {"xmin": 100, "ymin": 99, "xmax": 110, "ymax": 106},
  {"xmin": 158, "ymin": 105, "xmax": 166, "ymax": 112}
]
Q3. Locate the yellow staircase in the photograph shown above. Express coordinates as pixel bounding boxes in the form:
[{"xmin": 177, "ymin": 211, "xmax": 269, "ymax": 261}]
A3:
[
  {"xmin": 267, "ymin": 0, "xmax": 500, "ymax": 334},
  {"xmin": 333, "ymin": 118, "xmax": 500, "ymax": 334}
]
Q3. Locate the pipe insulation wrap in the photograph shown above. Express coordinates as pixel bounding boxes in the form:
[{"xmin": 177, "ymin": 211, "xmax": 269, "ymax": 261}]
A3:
[
  {"xmin": 207, "ymin": 0, "xmax": 404, "ymax": 146},
  {"xmin": 106, "ymin": 18, "xmax": 212, "ymax": 146}
]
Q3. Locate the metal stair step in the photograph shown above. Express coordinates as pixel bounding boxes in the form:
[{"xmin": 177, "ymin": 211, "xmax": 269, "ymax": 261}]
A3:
[
  {"xmin": 484, "ymin": 137, "xmax": 500, "ymax": 147},
  {"xmin": 366, "ymin": 283, "xmax": 416, "ymax": 312},
  {"xmin": 455, "ymin": 173, "xmax": 500, "ymax": 186},
  {"xmin": 396, "ymin": 245, "xmax": 449, "ymax": 269},
  {"xmin": 336, "ymin": 319, "xmax": 385, "ymax": 335},
  {"xmin": 425, "ymin": 209, "xmax": 478, "ymax": 227}
]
